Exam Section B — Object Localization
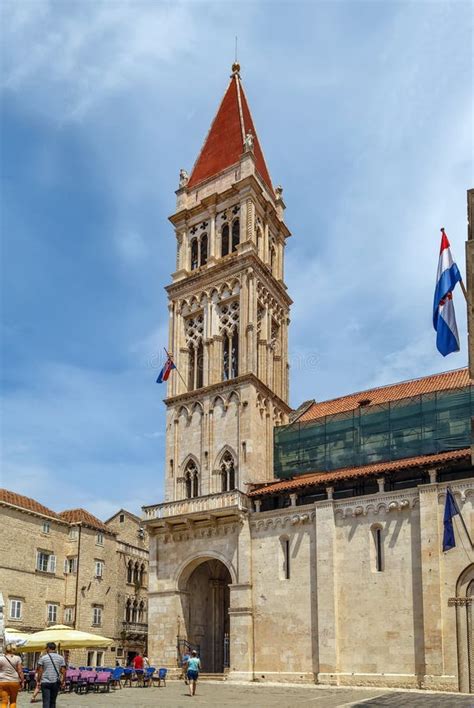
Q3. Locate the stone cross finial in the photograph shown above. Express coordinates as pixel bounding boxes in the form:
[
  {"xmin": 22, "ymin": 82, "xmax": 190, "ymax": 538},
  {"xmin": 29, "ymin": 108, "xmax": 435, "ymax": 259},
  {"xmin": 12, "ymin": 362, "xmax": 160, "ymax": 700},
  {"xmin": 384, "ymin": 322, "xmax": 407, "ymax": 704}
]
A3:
[{"xmin": 179, "ymin": 168, "xmax": 189, "ymax": 187}]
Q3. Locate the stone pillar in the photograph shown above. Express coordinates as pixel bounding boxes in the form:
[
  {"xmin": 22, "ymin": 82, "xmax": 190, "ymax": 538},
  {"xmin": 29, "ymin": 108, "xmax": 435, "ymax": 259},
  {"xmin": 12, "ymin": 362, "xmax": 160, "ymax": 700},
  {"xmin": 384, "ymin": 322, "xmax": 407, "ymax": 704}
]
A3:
[
  {"xmin": 209, "ymin": 208, "xmax": 217, "ymax": 263},
  {"xmin": 419, "ymin": 483, "xmax": 444, "ymax": 688},
  {"xmin": 228, "ymin": 518, "xmax": 254, "ymax": 681},
  {"xmin": 263, "ymin": 221, "xmax": 270, "ymax": 264},
  {"xmin": 247, "ymin": 271, "xmax": 256, "ymax": 374},
  {"xmin": 377, "ymin": 477, "xmax": 385, "ymax": 493},
  {"xmin": 315, "ymin": 498, "xmax": 338, "ymax": 683}
]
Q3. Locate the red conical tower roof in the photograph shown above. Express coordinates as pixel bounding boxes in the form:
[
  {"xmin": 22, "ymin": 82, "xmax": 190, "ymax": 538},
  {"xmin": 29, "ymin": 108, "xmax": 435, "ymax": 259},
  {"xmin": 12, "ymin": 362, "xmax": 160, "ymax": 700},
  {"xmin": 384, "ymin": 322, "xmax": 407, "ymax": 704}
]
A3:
[{"xmin": 187, "ymin": 66, "xmax": 273, "ymax": 192}]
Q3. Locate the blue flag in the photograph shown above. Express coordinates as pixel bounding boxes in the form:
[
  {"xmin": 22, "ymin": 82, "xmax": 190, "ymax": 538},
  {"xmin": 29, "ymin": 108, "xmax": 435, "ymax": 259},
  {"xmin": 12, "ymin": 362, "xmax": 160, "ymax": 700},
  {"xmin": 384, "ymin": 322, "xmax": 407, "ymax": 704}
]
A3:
[{"xmin": 442, "ymin": 489, "xmax": 459, "ymax": 552}]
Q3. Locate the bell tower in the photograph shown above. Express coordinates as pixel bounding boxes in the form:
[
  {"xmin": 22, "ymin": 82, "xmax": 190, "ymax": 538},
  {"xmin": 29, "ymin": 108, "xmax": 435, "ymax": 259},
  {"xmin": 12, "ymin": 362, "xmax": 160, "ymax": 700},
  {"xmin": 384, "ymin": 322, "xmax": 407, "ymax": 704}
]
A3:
[{"xmin": 164, "ymin": 64, "xmax": 292, "ymax": 502}]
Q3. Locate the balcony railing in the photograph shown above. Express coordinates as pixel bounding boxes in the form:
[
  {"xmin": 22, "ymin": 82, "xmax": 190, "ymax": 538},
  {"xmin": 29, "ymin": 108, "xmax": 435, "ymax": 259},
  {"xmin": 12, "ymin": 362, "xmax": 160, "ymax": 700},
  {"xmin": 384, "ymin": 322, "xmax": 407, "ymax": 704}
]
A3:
[
  {"xmin": 122, "ymin": 621, "xmax": 148, "ymax": 635},
  {"xmin": 143, "ymin": 489, "xmax": 252, "ymax": 522}
]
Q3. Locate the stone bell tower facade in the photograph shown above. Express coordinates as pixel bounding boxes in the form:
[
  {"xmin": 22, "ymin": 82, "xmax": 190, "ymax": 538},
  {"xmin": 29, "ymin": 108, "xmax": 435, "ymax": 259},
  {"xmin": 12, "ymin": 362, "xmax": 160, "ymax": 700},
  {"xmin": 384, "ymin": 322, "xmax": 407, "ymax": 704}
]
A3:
[
  {"xmin": 144, "ymin": 65, "xmax": 292, "ymax": 679},
  {"xmin": 164, "ymin": 63, "xmax": 292, "ymax": 502}
]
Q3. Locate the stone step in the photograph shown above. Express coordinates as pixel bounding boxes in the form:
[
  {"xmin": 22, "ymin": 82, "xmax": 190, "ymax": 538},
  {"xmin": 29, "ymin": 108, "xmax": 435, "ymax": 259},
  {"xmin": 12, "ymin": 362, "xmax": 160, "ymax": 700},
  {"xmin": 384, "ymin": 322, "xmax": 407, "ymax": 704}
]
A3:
[{"xmin": 198, "ymin": 673, "xmax": 227, "ymax": 681}]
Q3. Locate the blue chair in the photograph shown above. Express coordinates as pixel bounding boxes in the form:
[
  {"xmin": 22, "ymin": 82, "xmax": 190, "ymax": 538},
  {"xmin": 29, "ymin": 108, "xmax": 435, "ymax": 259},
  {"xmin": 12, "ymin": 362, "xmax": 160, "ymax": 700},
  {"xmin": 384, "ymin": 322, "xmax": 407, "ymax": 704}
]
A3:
[
  {"xmin": 122, "ymin": 668, "xmax": 133, "ymax": 687},
  {"xmin": 110, "ymin": 667, "xmax": 124, "ymax": 689},
  {"xmin": 142, "ymin": 667, "xmax": 155, "ymax": 687},
  {"xmin": 156, "ymin": 668, "xmax": 167, "ymax": 687}
]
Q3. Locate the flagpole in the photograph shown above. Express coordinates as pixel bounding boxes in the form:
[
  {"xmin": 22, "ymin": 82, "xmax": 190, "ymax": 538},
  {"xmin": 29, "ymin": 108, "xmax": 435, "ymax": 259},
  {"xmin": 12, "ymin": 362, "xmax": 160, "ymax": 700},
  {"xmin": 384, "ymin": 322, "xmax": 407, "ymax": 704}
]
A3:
[
  {"xmin": 440, "ymin": 228, "xmax": 468, "ymax": 302},
  {"xmin": 164, "ymin": 348, "xmax": 188, "ymax": 391},
  {"xmin": 447, "ymin": 486, "xmax": 474, "ymax": 549}
]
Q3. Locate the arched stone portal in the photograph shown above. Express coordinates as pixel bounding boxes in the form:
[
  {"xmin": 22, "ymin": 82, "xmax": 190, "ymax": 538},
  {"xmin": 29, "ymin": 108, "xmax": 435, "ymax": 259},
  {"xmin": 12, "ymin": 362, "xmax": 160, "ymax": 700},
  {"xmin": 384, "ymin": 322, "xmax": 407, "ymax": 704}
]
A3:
[
  {"xmin": 455, "ymin": 563, "xmax": 474, "ymax": 693},
  {"xmin": 181, "ymin": 559, "xmax": 231, "ymax": 673}
]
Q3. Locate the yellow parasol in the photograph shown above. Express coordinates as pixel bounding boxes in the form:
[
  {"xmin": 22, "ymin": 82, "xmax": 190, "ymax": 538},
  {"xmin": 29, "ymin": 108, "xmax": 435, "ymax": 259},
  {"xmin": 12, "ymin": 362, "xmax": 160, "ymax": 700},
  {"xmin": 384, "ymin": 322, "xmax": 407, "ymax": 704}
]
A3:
[{"xmin": 21, "ymin": 625, "xmax": 113, "ymax": 652}]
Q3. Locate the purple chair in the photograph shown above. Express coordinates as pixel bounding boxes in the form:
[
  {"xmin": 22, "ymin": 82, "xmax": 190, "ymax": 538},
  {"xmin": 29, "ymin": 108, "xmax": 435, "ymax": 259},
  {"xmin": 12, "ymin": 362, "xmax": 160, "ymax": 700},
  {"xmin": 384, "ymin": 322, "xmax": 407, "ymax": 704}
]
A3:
[{"xmin": 94, "ymin": 671, "xmax": 111, "ymax": 693}]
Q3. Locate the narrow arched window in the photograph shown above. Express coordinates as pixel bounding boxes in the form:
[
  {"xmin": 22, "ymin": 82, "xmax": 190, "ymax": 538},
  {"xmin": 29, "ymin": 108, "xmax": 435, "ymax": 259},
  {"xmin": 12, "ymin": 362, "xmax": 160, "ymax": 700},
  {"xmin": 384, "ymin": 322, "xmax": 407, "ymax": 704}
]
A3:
[
  {"xmin": 232, "ymin": 219, "xmax": 240, "ymax": 252},
  {"xmin": 196, "ymin": 341, "xmax": 204, "ymax": 389},
  {"xmin": 200, "ymin": 233, "xmax": 208, "ymax": 266},
  {"xmin": 230, "ymin": 329, "xmax": 239, "ymax": 378},
  {"xmin": 133, "ymin": 562, "xmax": 139, "ymax": 584},
  {"xmin": 191, "ymin": 238, "xmax": 199, "ymax": 270},
  {"xmin": 127, "ymin": 560, "xmax": 133, "ymax": 584},
  {"xmin": 223, "ymin": 336, "xmax": 230, "ymax": 381},
  {"xmin": 138, "ymin": 601, "xmax": 145, "ymax": 623},
  {"xmin": 132, "ymin": 599, "xmax": 138, "ymax": 623},
  {"xmin": 371, "ymin": 525, "xmax": 384, "ymax": 572},
  {"xmin": 270, "ymin": 244, "xmax": 276, "ymax": 274},
  {"xmin": 184, "ymin": 460, "xmax": 199, "ymax": 499},
  {"xmin": 125, "ymin": 598, "xmax": 131, "ymax": 622},
  {"xmin": 220, "ymin": 451, "xmax": 236, "ymax": 492},
  {"xmin": 188, "ymin": 347, "xmax": 196, "ymax": 391},
  {"xmin": 284, "ymin": 538, "xmax": 290, "ymax": 579},
  {"xmin": 221, "ymin": 224, "xmax": 229, "ymax": 257},
  {"xmin": 185, "ymin": 474, "xmax": 192, "ymax": 499}
]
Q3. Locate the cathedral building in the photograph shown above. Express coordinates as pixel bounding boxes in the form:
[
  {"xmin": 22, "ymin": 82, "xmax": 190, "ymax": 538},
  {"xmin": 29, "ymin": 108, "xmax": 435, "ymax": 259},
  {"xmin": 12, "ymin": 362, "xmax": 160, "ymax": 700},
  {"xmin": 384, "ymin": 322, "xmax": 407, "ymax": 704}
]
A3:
[{"xmin": 144, "ymin": 65, "xmax": 474, "ymax": 693}]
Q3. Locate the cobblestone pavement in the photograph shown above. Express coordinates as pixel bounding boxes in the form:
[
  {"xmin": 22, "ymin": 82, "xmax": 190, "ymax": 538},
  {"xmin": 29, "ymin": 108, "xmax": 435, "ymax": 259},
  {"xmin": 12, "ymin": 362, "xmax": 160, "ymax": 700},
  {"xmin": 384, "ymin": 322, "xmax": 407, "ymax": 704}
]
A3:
[{"xmin": 16, "ymin": 682, "xmax": 474, "ymax": 707}]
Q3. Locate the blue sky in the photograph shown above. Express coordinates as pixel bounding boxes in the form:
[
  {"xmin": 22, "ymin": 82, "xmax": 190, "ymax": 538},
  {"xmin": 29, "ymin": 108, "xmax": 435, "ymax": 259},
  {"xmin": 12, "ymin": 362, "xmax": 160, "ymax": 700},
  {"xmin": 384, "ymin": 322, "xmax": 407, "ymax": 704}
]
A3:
[{"xmin": 1, "ymin": 0, "xmax": 472, "ymax": 518}]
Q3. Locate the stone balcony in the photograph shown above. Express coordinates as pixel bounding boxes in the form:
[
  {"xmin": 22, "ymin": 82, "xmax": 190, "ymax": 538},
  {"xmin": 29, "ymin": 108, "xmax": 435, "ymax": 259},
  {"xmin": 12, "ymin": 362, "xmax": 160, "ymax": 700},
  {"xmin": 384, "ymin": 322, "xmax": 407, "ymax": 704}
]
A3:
[
  {"xmin": 142, "ymin": 489, "xmax": 252, "ymax": 528},
  {"xmin": 122, "ymin": 621, "xmax": 148, "ymax": 637}
]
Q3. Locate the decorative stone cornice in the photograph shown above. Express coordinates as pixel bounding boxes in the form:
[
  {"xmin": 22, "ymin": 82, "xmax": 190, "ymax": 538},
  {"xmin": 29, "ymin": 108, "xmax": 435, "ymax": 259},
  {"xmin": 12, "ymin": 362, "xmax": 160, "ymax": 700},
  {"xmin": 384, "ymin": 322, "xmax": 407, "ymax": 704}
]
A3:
[
  {"xmin": 448, "ymin": 597, "xmax": 472, "ymax": 606},
  {"xmin": 164, "ymin": 372, "xmax": 291, "ymax": 414},
  {"xmin": 160, "ymin": 521, "xmax": 240, "ymax": 544},
  {"xmin": 251, "ymin": 510, "xmax": 315, "ymax": 531},
  {"xmin": 334, "ymin": 489, "xmax": 419, "ymax": 519},
  {"xmin": 166, "ymin": 250, "xmax": 292, "ymax": 308}
]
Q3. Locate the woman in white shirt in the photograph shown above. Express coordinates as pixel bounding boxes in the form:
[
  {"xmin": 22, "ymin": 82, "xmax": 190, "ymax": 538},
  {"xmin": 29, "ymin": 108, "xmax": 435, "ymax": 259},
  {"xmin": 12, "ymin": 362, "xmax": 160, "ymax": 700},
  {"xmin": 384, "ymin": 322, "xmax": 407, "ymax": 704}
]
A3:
[{"xmin": 0, "ymin": 644, "xmax": 24, "ymax": 708}]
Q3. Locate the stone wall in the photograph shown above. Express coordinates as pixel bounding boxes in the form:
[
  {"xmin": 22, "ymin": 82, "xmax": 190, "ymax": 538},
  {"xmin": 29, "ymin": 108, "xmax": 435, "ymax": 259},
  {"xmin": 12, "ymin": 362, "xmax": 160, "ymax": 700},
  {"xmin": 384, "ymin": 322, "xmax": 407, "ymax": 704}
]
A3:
[{"xmin": 146, "ymin": 478, "xmax": 474, "ymax": 691}]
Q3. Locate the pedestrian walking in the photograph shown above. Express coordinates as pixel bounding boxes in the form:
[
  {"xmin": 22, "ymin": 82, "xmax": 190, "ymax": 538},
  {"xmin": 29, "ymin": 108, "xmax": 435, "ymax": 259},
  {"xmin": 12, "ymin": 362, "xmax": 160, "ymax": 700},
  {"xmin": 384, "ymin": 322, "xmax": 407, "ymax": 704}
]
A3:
[
  {"xmin": 36, "ymin": 643, "xmax": 65, "ymax": 708},
  {"xmin": 0, "ymin": 644, "xmax": 24, "ymax": 708},
  {"xmin": 181, "ymin": 651, "xmax": 190, "ymax": 684},
  {"xmin": 186, "ymin": 649, "xmax": 201, "ymax": 697}
]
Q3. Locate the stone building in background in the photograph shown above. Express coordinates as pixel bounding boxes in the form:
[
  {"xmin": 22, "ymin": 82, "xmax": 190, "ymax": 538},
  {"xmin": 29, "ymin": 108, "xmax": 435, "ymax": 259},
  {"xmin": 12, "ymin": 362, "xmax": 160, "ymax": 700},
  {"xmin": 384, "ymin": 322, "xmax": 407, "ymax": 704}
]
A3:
[
  {"xmin": 144, "ymin": 65, "xmax": 474, "ymax": 693},
  {"xmin": 0, "ymin": 490, "xmax": 149, "ymax": 667}
]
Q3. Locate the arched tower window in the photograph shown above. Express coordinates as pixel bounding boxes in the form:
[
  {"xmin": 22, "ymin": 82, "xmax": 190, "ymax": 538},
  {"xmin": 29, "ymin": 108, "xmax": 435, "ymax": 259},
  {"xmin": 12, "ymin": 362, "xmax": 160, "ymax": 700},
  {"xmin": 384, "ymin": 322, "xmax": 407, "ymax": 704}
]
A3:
[
  {"xmin": 138, "ymin": 600, "xmax": 145, "ymax": 623},
  {"xmin": 219, "ymin": 300, "xmax": 239, "ymax": 381},
  {"xmin": 371, "ymin": 525, "xmax": 384, "ymax": 572},
  {"xmin": 200, "ymin": 233, "xmax": 208, "ymax": 267},
  {"xmin": 196, "ymin": 341, "xmax": 204, "ymax": 389},
  {"xmin": 127, "ymin": 560, "xmax": 133, "ymax": 584},
  {"xmin": 256, "ymin": 225, "xmax": 263, "ymax": 259},
  {"xmin": 220, "ymin": 451, "xmax": 237, "ymax": 492},
  {"xmin": 184, "ymin": 460, "xmax": 199, "ymax": 499},
  {"xmin": 221, "ymin": 224, "xmax": 229, "ymax": 257},
  {"xmin": 191, "ymin": 238, "xmax": 199, "ymax": 270},
  {"xmin": 125, "ymin": 598, "xmax": 132, "ymax": 622},
  {"xmin": 232, "ymin": 219, "xmax": 240, "ymax": 252},
  {"xmin": 185, "ymin": 314, "xmax": 204, "ymax": 391},
  {"xmin": 270, "ymin": 243, "xmax": 276, "ymax": 275}
]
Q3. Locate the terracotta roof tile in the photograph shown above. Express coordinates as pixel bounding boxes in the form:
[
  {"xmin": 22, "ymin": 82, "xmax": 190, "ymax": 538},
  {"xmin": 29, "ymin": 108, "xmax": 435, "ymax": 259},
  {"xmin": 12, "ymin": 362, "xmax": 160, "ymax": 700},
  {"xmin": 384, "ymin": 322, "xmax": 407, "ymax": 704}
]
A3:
[
  {"xmin": 187, "ymin": 74, "xmax": 273, "ymax": 192},
  {"xmin": 249, "ymin": 449, "xmax": 471, "ymax": 496},
  {"xmin": 298, "ymin": 368, "xmax": 470, "ymax": 421},
  {"xmin": 59, "ymin": 508, "xmax": 110, "ymax": 533},
  {"xmin": 0, "ymin": 489, "xmax": 61, "ymax": 519}
]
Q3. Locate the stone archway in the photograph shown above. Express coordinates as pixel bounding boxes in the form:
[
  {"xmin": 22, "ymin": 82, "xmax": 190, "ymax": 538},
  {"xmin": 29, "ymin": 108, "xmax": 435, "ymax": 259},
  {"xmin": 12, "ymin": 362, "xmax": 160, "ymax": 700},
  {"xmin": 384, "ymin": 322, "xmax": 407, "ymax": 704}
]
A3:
[
  {"xmin": 181, "ymin": 558, "xmax": 231, "ymax": 673},
  {"xmin": 455, "ymin": 563, "xmax": 474, "ymax": 693}
]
